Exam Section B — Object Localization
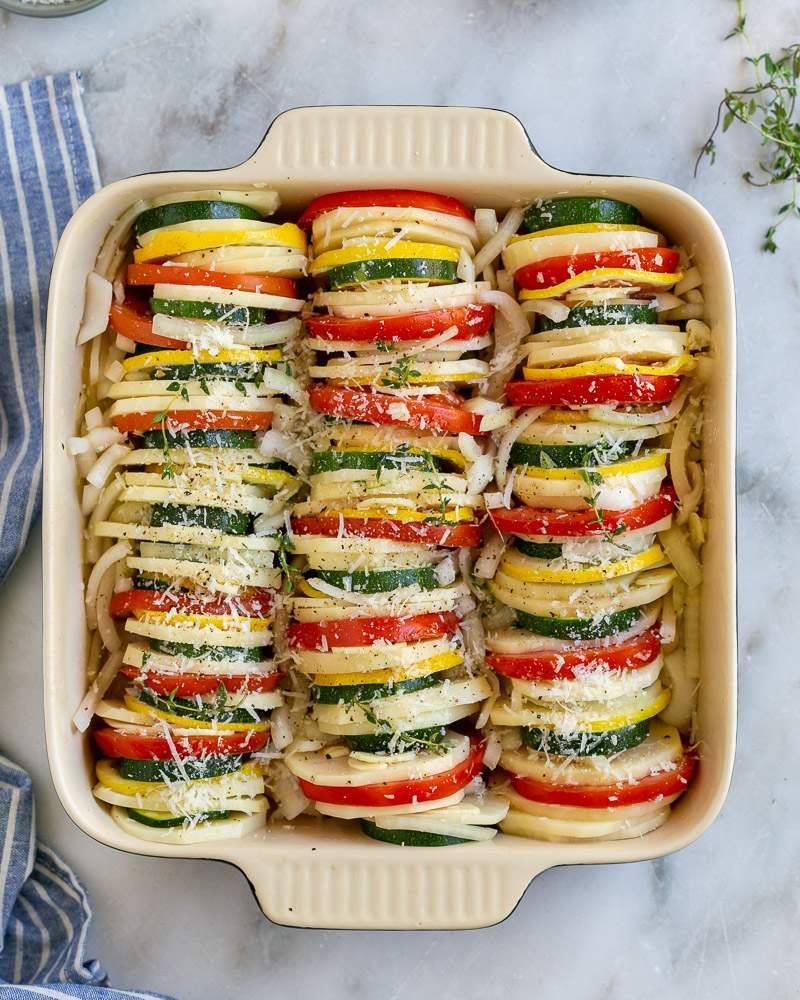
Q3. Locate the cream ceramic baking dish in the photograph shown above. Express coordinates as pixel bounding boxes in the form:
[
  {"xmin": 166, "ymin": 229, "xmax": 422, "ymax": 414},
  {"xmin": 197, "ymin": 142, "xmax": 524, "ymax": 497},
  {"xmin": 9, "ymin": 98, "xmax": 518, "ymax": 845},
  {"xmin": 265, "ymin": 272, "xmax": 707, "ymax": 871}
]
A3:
[{"xmin": 43, "ymin": 105, "xmax": 737, "ymax": 930}]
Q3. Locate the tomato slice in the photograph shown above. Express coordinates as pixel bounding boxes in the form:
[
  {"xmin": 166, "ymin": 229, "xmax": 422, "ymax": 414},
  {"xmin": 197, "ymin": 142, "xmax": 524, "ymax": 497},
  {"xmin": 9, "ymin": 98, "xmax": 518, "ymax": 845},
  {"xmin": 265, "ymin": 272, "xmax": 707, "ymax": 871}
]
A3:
[
  {"xmin": 93, "ymin": 726, "xmax": 268, "ymax": 761},
  {"xmin": 487, "ymin": 628, "xmax": 662, "ymax": 681},
  {"xmin": 305, "ymin": 304, "xmax": 494, "ymax": 343},
  {"xmin": 111, "ymin": 409, "xmax": 273, "ymax": 433},
  {"xmin": 515, "ymin": 247, "xmax": 681, "ymax": 290},
  {"xmin": 119, "ymin": 666, "xmax": 283, "ymax": 697},
  {"xmin": 489, "ymin": 487, "xmax": 676, "ymax": 538},
  {"xmin": 510, "ymin": 753, "xmax": 696, "ymax": 808},
  {"xmin": 308, "ymin": 384, "xmax": 483, "ymax": 435},
  {"xmin": 290, "ymin": 514, "xmax": 483, "ymax": 548},
  {"xmin": 298, "ymin": 189, "xmax": 473, "ymax": 228},
  {"xmin": 109, "ymin": 588, "xmax": 274, "ymax": 620},
  {"xmin": 298, "ymin": 739, "xmax": 485, "ymax": 806},
  {"xmin": 506, "ymin": 374, "xmax": 683, "ymax": 407},
  {"xmin": 109, "ymin": 300, "xmax": 186, "ymax": 350},
  {"xmin": 126, "ymin": 264, "xmax": 297, "ymax": 299},
  {"xmin": 288, "ymin": 612, "xmax": 459, "ymax": 651}
]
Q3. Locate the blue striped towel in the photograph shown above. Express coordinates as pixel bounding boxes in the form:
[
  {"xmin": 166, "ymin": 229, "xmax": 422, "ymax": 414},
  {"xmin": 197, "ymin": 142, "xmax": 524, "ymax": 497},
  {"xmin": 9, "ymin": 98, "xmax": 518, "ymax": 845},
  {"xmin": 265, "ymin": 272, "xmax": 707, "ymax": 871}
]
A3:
[
  {"xmin": 0, "ymin": 70, "xmax": 99, "ymax": 584},
  {"xmin": 0, "ymin": 73, "xmax": 174, "ymax": 999}
]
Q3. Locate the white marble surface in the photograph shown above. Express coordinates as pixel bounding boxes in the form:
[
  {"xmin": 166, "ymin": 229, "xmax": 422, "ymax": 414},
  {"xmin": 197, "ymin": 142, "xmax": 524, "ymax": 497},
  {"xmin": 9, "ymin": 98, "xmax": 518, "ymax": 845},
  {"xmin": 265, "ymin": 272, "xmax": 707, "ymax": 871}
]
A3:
[{"xmin": 0, "ymin": 0, "xmax": 797, "ymax": 996}]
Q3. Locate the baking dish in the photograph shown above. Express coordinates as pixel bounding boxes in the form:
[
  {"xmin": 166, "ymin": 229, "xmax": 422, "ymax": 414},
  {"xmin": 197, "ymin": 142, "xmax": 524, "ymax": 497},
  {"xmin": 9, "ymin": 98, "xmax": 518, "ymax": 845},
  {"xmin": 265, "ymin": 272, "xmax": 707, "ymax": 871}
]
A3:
[{"xmin": 43, "ymin": 105, "xmax": 736, "ymax": 930}]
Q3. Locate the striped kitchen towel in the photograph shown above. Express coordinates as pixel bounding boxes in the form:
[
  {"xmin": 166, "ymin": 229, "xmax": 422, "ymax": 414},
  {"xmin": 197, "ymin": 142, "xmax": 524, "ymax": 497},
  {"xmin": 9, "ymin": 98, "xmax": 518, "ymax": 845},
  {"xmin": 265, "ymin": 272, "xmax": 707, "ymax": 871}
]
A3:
[
  {"xmin": 0, "ymin": 73, "xmax": 175, "ymax": 999},
  {"xmin": 0, "ymin": 71, "xmax": 99, "ymax": 584},
  {"xmin": 0, "ymin": 756, "xmax": 173, "ymax": 998}
]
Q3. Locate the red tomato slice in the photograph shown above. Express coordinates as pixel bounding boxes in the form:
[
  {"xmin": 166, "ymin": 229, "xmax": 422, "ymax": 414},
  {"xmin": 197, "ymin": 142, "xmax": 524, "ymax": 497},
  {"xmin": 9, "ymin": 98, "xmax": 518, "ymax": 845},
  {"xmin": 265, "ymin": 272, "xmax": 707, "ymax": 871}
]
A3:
[
  {"xmin": 109, "ymin": 300, "xmax": 186, "ymax": 350},
  {"xmin": 93, "ymin": 726, "xmax": 268, "ymax": 761},
  {"xmin": 308, "ymin": 384, "xmax": 483, "ymax": 435},
  {"xmin": 487, "ymin": 628, "xmax": 662, "ymax": 681},
  {"xmin": 109, "ymin": 588, "xmax": 274, "ymax": 620},
  {"xmin": 510, "ymin": 753, "xmax": 696, "ymax": 808},
  {"xmin": 305, "ymin": 305, "xmax": 494, "ymax": 343},
  {"xmin": 298, "ymin": 189, "xmax": 473, "ymax": 228},
  {"xmin": 290, "ymin": 515, "xmax": 483, "ymax": 548},
  {"xmin": 299, "ymin": 739, "xmax": 485, "ymax": 806},
  {"xmin": 126, "ymin": 264, "xmax": 297, "ymax": 299},
  {"xmin": 288, "ymin": 612, "xmax": 459, "ymax": 650},
  {"xmin": 119, "ymin": 666, "xmax": 283, "ymax": 697},
  {"xmin": 111, "ymin": 409, "xmax": 273, "ymax": 433},
  {"xmin": 515, "ymin": 247, "xmax": 681, "ymax": 289},
  {"xmin": 507, "ymin": 374, "xmax": 683, "ymax": 407},
  {"xmin": 489, "ymin": 487, "xmax": 676, "ymax": 538}
]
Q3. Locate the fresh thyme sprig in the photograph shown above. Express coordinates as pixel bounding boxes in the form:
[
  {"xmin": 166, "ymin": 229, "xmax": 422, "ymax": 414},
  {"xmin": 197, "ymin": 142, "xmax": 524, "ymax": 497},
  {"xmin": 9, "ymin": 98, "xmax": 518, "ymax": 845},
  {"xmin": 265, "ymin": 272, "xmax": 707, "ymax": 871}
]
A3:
[
  {"xmin": 276, "ymin": 531, "xmax": 297, "ymax": 593},
  {"xmin": 580, "ymin": 468, "xmax": 627, "ymax": 547},
  {"xmin": 383, "ymin": 353, "xmax": 420, "ymax": 388},
  {"xmin": 696, "ymin": 0, "xmax": 800, "ymax": 251}
]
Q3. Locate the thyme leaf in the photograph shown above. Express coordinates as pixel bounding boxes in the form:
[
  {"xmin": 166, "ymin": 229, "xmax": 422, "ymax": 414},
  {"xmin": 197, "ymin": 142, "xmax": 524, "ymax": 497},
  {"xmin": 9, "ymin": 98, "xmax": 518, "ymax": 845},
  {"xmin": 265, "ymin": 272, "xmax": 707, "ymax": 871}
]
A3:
[{"xmin": 696, "ymin": 1, "xmax": 800, "ymax": 251}]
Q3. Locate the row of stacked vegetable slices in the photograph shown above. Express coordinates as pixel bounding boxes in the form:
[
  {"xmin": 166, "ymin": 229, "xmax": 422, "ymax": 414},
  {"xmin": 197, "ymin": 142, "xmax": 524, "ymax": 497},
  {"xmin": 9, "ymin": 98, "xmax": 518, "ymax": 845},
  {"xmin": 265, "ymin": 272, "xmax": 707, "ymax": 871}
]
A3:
[
  {"xmin": 71, "ymin": 189, "xmax": 308, "ymax": 842},
  {"xmin": 71, "ymin": 186, "xmax": 704, "ymax": 847},
  {"xmin": 482, "ymin": 196, "xmax": 705, "ymax": 841},
  {"xmin": 283, "ymin": 189, "xmax": 508, "ymax": 845}
]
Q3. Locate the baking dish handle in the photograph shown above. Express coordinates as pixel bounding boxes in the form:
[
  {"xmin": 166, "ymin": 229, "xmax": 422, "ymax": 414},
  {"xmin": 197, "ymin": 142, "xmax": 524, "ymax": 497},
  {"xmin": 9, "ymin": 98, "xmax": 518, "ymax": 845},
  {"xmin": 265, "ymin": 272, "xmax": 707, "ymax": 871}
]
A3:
[
  {"xmin": 239, "ymin": 105, "xmax": 557, "ymax": 184},
  {"xmin": 235, "ymin": 848, "xmax": 552, "ymax": 930}
]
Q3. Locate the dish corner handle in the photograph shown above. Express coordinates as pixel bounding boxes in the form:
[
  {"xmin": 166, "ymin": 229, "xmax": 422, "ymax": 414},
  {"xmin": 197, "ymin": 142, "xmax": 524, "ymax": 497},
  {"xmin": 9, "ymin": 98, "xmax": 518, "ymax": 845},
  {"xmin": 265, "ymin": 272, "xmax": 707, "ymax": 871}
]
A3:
[
  {"xmin": 243, "ymin": 105, "xmax": 543, "ymax": 178},
  {"xmin": 238, "ymin": 847, "xmax": 551, "ymax": 930}
]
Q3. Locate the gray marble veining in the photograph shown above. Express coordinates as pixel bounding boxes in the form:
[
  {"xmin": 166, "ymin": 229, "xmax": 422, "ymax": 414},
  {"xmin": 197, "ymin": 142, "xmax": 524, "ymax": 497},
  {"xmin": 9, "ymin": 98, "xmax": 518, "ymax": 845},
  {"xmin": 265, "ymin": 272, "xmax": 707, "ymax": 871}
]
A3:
[{"xmin": 1, "ymin": 1, "xmax": 797, "ymax": 997}]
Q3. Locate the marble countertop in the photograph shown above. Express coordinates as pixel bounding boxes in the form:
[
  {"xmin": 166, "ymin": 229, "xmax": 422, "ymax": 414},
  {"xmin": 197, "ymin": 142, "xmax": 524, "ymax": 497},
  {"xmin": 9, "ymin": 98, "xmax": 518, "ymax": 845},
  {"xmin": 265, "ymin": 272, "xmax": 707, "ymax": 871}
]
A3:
[{"xmin": 1, "ymin": 1, "xmax": 796, "ymax": 996}]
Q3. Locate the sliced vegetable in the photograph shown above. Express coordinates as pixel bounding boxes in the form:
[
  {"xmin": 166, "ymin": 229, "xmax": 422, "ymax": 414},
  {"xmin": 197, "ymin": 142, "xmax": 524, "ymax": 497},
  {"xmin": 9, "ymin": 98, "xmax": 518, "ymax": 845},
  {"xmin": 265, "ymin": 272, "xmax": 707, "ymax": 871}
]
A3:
[
  {"xmin": 291, "ymin": 515, "xmax": 482, "ymax": 548},
  {"xmin": 109, "ymin": 588, "xmax": 273, "ymax": 619},
  {"xmin": 514, "ymin": 607, "xmax": 640, "ymax": 640},
  {"xmin": 515, "ymin": 247, "xmax": 680, "ymax": 290},
  {"xmin": 135, "ymin": 199, "xmax": 263, "ymax": 237},
  {"xmin": 487, "ymin": 627, "xmax": 661, "ymax": 680},
  {"xmin": 522, "ymin": 197, "xmax": 641, "ymax": 234},
  {"xmin": 510, "ymin": 752, "xmax": 696, "ymax": 807},
  {"xmin": 306, "ymin": 567, "xmax": 438, "ymax": 594},
  {"xmin": 93, "ymin": 726, "xmax": 267, "ymax": 760},
  {"xmin": 360, "ymin": 820, "xmax": 467, "ymax": 847},
  {"xmin": 537, "ymin": 302, "xmax": 656, "ymax": 331},
  {"xmin": 119, "ymin": 755, "xmax": 244, "ymax": 782},
  {"xmin": 119, "ymin": 666, "xmax": 282, "ymax": 697},
  {"xmin": 306, "ymin": 305, "xmax": 493, "ymax": 343},
  {"xmin": 489, "ymin": 487, "xmax": 676, "ymax": 538},
  {"xmin": 297, "ymin": 739, "xmax": 484, "ymax": 806},
  {"xmin": 506, "ymin": 373, "xmax": 683, "ymax": 407},
  {"xmin": 288, "ymin": 612, "xmax": 458, "ymax": 650},
  {"xmin": 520, "ymin": 721, "xmax": 650, "ymax": 756},
  {"xmin": 112, "ymin": 410, "xmax": 273, "ymax": 434},
  {"xmin": 308, "ymin": 385, "xmax": 483, "ymax": 435},
  {"xmin": 298, "ymin": 189, "xmax": 473, "ymax": 228}
]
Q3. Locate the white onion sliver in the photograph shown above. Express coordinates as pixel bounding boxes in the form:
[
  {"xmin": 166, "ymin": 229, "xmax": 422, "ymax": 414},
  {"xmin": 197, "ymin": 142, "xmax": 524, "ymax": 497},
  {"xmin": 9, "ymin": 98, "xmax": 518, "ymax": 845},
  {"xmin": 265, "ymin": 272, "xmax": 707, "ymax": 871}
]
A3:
[
  {"xmin": 115, "ymin": 334, "xmax": 136, "ymax": 353},
  {"xmin": 474, "ymin": 531, "xmax": 506, "ymax": 580},
  {"xmin": 660, "ymin": 525, "xmax": 702, "ymax": 588},
  {"xmin": 96, "ymin": 566, "xmax": 121, "ymax": 652},
  {"xmin": 495, "ymin": 406, "xmax": 545, "ymax": 487},
  {"xmin": 81, "ymin": 484, "xmax": 101, "ymax": 516},
  {"xmin": 473, "ymin": 205, "xmax": 525, "ymax": 276},
  {"xmin": 86, "ymin": 444, "xmax": 131, "ymax": 489},
  {"xmin": 521, "ymin": 298, "xmax": 571, "ymax": 323},
  {"xmin": 72, "ymin": 650, "xmax": 123, "ymax": 732},
  {"xmin": 270, "ymin": 706, "xmax": 294, "ymax": 751},
  {"xmin": 670, "ymin": 400, "xmax": 699, "ymax": 501},
  {"xmin": 457, "ymin": 248, "xmax": 476, "ymax": 284},
  {"xmin": 474, "ymin": 208, "xmax": 498, "ymax": 245},
  {"xmin": 67, "ymin": 436, "xmax": 90, "ymax": 456},
  {"xmin": 479, "ymin": 289, "xmax": 530, "ymax": 398},
  {"xmin": 84, "ymin": 406, "xmax": 104, "ymax": 431},
  {"xmin": 76, "ymin": 272, "xmax": 113, "ymax": 346},
  {"xmin": 85, "ymin": 541, "xmax": 131, "ymax": 630}
]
